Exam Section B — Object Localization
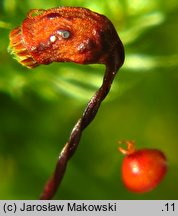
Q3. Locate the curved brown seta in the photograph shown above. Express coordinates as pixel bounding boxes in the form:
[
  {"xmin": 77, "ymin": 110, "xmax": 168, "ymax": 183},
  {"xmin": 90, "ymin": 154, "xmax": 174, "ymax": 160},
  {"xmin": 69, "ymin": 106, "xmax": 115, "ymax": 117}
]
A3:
[{"xmin": 40, "ymin": 43, "xmax": 124, "ymax": 199}]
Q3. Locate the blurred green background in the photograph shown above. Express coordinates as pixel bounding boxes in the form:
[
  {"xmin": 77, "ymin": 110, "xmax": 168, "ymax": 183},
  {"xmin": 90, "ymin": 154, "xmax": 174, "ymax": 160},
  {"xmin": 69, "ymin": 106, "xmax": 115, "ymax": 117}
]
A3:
[{"xmin": 0, "ymin": 0, "xmax": 178, "ymax": 199}]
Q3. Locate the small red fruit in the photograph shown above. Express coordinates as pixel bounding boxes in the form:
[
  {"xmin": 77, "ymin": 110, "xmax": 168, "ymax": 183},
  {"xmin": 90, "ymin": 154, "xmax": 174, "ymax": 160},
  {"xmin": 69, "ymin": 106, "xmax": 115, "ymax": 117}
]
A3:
[{"xmin": 118, "ymin": 141, "xmax": 168, "ymax": 193}]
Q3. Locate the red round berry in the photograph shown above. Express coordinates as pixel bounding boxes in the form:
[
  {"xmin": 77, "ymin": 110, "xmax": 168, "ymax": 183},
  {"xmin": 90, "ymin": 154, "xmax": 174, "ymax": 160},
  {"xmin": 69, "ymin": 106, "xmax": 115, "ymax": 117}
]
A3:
[{"xmin": 118, "ymin": 141, "xmax": 168, "ymax": 193}]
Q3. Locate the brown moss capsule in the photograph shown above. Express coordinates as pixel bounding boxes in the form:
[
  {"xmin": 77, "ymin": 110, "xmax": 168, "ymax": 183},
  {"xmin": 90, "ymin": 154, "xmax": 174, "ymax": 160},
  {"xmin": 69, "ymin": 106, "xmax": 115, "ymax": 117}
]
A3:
[{"xmin": 9, "ymin": 7, "xmax": 124, "ymax": 68}]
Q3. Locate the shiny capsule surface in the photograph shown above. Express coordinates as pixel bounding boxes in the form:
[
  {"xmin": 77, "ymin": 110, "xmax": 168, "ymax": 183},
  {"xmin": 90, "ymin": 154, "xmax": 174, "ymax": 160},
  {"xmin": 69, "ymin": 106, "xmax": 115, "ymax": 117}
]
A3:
[{"xmin": 121, "ymin": 148, "xmax": 168, "ymax": 193}]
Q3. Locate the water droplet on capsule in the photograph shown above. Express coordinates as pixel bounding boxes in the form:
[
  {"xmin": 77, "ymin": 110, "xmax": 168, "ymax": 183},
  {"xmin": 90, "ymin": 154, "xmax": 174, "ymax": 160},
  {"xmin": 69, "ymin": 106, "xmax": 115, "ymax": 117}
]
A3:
[
  {"xmin": 57, "ymin": 30, "xmax": 70, "ymax": 39},
  {"xmin": 50, "ymin": 35, "xmax": 56, "ymax": 43}
]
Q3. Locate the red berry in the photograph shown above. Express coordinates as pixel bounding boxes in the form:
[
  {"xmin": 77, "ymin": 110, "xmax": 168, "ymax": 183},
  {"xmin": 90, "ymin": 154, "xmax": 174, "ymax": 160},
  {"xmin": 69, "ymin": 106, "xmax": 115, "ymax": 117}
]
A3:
[{"xmin": 118, "ymin": 141, "xmax": 168, "ymax": 193}]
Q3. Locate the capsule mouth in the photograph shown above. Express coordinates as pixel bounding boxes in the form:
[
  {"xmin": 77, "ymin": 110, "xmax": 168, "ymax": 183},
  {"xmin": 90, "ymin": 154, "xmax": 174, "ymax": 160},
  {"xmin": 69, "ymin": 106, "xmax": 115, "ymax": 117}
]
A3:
[{"xmin": 8, "ymin": 26, "xmax": 38, "ymax": 68}]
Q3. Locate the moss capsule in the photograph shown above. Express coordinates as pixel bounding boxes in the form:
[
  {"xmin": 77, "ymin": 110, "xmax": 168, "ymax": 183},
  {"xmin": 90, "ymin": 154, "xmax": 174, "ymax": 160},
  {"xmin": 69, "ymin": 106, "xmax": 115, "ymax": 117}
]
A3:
[
  {"xmin": 119, "ymin": 141, "xmax": 168, "ymax": 193},
  {"xmin": 9, "ymin": 7, "xmax": 124, "ymax": 69}
]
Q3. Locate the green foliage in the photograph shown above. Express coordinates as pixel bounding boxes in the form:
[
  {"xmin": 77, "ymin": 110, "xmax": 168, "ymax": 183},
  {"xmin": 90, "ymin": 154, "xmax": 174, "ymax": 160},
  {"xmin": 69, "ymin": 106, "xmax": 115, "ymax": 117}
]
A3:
[{"xmin": 0, "ymin": 0, "xmax": 178, "ymax": 199}]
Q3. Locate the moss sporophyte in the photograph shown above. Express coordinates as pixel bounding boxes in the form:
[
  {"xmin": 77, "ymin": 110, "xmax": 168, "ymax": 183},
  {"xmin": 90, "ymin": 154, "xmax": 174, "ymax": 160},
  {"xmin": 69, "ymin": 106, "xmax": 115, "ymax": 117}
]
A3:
[{"xmin": 9, "ymin": 6, "xmax": 125, "ymax": 199}]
